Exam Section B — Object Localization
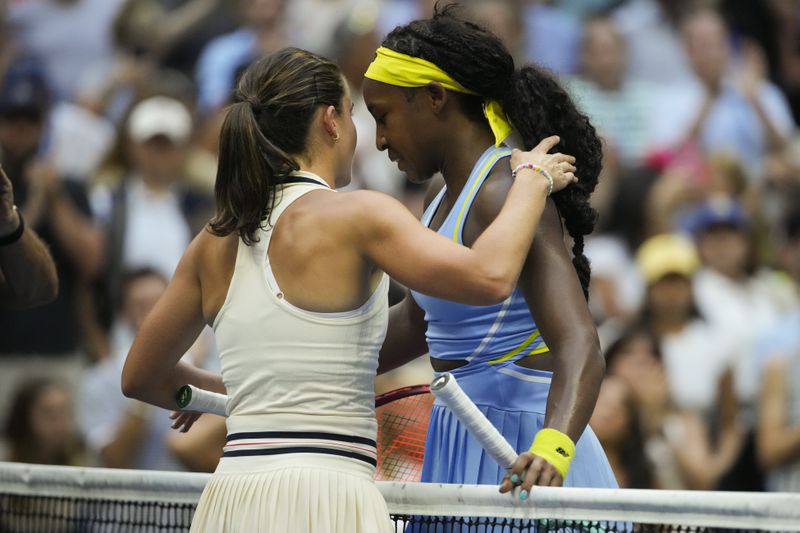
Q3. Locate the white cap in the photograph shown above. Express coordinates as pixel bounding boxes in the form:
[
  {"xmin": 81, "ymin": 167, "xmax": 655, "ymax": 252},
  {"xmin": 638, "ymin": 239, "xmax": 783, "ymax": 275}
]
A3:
[{"xmin": 127, "ymin": 96, "xmax": 192, "ymax": 144}]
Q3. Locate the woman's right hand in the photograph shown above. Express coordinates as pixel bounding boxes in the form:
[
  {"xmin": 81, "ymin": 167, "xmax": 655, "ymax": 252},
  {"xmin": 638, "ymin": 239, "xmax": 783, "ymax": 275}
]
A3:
[{"xmin": 510, "ymin": 136, "xmax": 577, "ymax": 194}]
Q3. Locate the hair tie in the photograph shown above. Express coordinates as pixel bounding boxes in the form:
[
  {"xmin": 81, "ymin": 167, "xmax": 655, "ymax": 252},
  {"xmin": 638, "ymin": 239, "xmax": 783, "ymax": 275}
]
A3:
[{"xmin": 237, "ymin": 95, "xmax": 262, "ymax": 112}]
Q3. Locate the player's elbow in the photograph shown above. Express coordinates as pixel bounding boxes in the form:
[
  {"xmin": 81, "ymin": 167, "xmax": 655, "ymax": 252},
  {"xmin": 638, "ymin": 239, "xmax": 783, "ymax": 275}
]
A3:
[
  {"xmin": 121, "ymin": 365, "xmax": 146, "ymax": 401},
  {"xmin": 473, "ymin": 267, "xmax": 516, "ymax": 305}
]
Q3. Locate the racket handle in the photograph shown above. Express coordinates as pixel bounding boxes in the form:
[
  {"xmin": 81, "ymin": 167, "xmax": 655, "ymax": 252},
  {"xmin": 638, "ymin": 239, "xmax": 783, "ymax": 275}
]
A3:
[
  {"xmin": 430, "ymin": 373, "xmax": 517, "ymax": 470},
  {"xmin": 175, "ymin": 385, "xmax": 228, "ymax": 417}
]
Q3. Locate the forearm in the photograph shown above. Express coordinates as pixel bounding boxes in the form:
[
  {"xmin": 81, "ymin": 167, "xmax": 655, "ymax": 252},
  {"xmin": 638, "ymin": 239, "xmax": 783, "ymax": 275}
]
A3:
[
  {"xmin": 49, "ymin": 192, "xmax": 104, "ymax": 279},
  {"xmin": 123, "ymin": 359, "xmax": 224, "ymax": 411},
  {"xmin": 0, "ymin": 225, "xmax": 58, "ymax": 308},
  {"xmin": 542, "ymin": 333, "xmax": 604, "ymax": 442},
  {"xmin": 101, "ymin": 407, "xmax": 151, "ymax": 468},
  {"xmin": 683, "ymin": 94, "xmax": 716, "ymax": 144},
  {"xmin": 750, "ymin": 95, "xmax": 788, "ymax": 150},
  {"xmin": 156, "ymin": 0, "xmax": 220, "ymax": 55},
  {"xmin": 378, "ymin": 296, "xmax": 428, "ymax": 374},
  {"xmin": 759, "ymin": 426, "xmax": 800, "ymax": 469}
]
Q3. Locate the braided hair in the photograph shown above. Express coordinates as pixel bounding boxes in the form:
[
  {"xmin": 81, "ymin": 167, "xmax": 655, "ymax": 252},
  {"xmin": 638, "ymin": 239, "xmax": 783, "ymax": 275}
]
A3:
[{"xmin": 382, "ymin": 4, "xmax": 602, "ymax": 298}]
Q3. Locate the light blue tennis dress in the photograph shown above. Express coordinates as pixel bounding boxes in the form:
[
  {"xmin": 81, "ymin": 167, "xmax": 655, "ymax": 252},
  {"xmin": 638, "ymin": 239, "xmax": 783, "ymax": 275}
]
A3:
[{"xmin": 410, "ymin": 146, "xmax": 617, "ymax": 489}]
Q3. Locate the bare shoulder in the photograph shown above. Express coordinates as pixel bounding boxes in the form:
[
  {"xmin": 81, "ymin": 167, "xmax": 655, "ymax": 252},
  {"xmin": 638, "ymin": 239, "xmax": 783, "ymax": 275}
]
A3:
[{"xmin": 191, "ymin": 226, "xmax": 238, "ymax": 279}]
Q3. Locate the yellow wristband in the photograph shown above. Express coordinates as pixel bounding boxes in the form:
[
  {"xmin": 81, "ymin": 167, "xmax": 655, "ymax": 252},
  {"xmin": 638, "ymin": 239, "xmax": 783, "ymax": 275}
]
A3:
[{"xmin": 529, "ymin": 428, "xmax": 575, "ymax": 480}]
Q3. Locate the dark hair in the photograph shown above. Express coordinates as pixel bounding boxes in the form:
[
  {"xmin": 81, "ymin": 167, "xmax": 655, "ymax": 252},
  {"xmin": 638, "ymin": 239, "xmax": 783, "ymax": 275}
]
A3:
[
  {"xmin": 381, "ymin": 4, "xmax": 602, "ymax": 298},
  {"xmin": 209, "ymin": 48, "xmax": 345, "ymax": 245},
  {"xmin": 4, "ymin": 378, "xmax": 79, "ymax": 465},
  {"xmin": 604, "ymin": 324, "xmax": 662, "ymax": 371},
  {"xmin": 118, "ymin": 267, "xmax": 167, "ymax": 309}
]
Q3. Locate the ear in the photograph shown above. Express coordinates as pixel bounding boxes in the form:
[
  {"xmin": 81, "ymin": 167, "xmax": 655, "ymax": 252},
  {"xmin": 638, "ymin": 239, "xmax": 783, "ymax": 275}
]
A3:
[
  {"xmin": 424, "ymin": 82, "xmax": 448, "ymax": 115},
  {"xmin": 321, "ymin": 105, "xmax": 339, "ymax": 139}
]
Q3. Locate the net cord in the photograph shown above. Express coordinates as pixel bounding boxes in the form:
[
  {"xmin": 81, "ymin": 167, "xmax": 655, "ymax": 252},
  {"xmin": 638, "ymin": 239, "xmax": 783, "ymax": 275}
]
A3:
[{"xmin": 2, "ymin": 462, "xmax": 800, "ymax": 531}]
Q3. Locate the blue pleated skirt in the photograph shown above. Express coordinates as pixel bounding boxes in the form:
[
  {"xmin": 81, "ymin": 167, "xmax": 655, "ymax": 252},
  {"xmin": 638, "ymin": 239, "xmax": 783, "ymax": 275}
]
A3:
[{"xmin": 420, "ymin": 364, "xmax": 618, "ymax": 488}]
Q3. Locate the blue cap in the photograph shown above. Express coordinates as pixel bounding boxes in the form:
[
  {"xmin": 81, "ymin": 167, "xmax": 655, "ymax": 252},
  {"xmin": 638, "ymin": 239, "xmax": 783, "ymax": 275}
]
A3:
[
  {"xmin": 0, "ymin": 60, "xmax": 50, "ymax": 117},
  {"xmin": 683, "ymin": 198, "xmax": 749, "ymax": 236}
]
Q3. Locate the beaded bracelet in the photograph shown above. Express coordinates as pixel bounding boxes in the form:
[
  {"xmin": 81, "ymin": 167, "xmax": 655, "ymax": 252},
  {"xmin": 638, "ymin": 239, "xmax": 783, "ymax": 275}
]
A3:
[
  {"xmin": 511, "ymin": 163, "xmax": 554, "ymax": 196},
  {"xmin": 0, "ymin": 207, "xmax": 24, "ymax": 246}
]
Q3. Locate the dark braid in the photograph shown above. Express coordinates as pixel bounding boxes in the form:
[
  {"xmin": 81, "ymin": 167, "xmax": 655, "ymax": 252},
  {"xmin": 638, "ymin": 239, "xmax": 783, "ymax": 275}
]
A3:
[{"xmin": 382, "ymin": 4, "xmax": 601, "ymax": 299}]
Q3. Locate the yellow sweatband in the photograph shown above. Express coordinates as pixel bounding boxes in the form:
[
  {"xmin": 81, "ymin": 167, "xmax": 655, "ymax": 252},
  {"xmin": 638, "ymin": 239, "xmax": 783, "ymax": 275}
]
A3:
[
  {"xmin": 529, "ymin": 428, "xmax": 575, "ymax": 480},
  {"xmin": 364, "ymin": 46, "xmax": 513, "ymax": 147}
]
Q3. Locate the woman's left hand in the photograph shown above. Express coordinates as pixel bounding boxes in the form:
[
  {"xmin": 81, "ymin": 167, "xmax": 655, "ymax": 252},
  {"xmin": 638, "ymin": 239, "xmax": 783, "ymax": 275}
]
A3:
[
  {"xmin": 499, "ymin": 451, "xmax": 564, "ymax": 496},
  {"xmin": 170, "ymin": 410, "xmax": 202, "ymax": 433}
]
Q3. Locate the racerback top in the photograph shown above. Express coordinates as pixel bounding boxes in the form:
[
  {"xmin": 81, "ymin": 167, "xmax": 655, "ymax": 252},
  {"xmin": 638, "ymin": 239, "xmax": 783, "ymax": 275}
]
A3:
[{"xmin": 213, "ymin": 171, "xmax": 389, "ymax": 445}]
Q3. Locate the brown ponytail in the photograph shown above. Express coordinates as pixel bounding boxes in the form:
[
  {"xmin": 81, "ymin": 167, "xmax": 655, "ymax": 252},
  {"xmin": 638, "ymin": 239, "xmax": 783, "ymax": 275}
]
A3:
[{"xmin": 209, "ymin": 48, "xmax": 345, "ymax": 245}]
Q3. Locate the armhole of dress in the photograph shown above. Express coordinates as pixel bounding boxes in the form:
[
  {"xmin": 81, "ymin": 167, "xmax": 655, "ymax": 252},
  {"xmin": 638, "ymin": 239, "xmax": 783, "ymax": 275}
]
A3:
[
  {"xmin": 456, "ymin": 149, "xmax": 512, "ymax": 245},
  {"xmin": 212, "ymin": 237, "xmax": 246, "ymax": 331}
]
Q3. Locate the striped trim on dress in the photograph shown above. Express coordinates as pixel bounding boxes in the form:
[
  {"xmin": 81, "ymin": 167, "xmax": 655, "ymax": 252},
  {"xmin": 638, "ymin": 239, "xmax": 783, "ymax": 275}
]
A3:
[{"xmin": 223, "ymin": 431, "xmax": 378, "ymax": 467}]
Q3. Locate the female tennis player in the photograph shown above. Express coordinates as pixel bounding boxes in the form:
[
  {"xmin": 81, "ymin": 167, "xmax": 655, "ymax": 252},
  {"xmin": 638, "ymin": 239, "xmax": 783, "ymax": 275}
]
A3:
[
  {"xmin": 121, "ymin": 47, "xmax": 577, "ymax": 532},
  {"xmin": 366, "ymin": 6, "xmax": 617, "ymax": 497}
]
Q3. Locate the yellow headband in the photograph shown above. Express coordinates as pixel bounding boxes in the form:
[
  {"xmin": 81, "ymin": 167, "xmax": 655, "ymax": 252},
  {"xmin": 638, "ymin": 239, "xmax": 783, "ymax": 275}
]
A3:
[{"xmin": 364, "ymin": 46, "xmax": 512, "ymax": 147}]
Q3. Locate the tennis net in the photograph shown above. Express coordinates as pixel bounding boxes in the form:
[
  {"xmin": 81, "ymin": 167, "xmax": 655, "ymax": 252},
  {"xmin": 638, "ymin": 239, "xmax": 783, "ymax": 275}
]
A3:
[{"xmin": 2, "ymin": 461, "xmax": 800, "ymax": 532}]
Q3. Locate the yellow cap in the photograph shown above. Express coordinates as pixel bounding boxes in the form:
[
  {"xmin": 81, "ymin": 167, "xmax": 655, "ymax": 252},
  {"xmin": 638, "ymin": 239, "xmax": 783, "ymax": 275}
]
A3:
[{"xmin": 636, "ymin": 234, "xmax": 700, "ymax": 284}]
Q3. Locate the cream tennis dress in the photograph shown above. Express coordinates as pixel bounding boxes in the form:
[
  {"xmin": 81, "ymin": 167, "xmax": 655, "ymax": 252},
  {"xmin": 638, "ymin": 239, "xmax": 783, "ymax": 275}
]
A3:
[{"xmin": 190, "ymin": 172, "xmax": 392, "ymax": 533}]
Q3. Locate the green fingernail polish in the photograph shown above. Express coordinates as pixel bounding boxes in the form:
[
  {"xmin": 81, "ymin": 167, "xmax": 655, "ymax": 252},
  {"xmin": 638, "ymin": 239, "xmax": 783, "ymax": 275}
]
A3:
[
  {"xmin": 511, "ymin": 474, "xmax": 520, "ymax": 484},
  {"xmin": 519, "ymin": 490, "xmax": 528, "ymax": 501}
]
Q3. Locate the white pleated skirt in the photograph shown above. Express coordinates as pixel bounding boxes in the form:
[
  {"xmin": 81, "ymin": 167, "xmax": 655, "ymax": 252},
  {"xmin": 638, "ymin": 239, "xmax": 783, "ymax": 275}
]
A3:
[{"xmin": 190, "ymin": 454, "xmax": 393, "ymax": 533}]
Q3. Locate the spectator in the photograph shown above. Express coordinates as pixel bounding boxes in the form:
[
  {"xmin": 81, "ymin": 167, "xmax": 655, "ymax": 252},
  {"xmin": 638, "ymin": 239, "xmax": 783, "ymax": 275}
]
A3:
[
  {"xmin": 2, "ymin": 378, "xmax": 86, "ymax": 466},
  {"xmin": 611, "ymin": 0, "xmax": 694, "ymax": 85},
  {"xmin": 521, "ymin": 0, "xmax": 582, "ymax": 74},
  {"xmin": 79, "ymin": 268, "xmax": 188, "ymax": 470},
  {"xmin": 0, "ymin": 60, "xmax": 104, "ymax": 425},
  {"xmin": 195, "ymin": 0, "xmax": 288, "ymax": 114},
  {"xmin": 590, "ymin": 376, "xmax": 655, "ymax": 488},
  {"xmin": 570, "ymin": 16, "xmax": 656, "ymax": 171},
  {"xmin": 603, "ymin": 327, "xmax": 681, "ymax": 488},
  {"xmin": 77, "ymin": 0, "xmax": 204, "ymax": 125},
  {"xmin": 0, "ymin": 165, "xmax": 58, "ymax": 309},
  {"xmin": 92, "ymin": 95, "xmax": 213, "ymax": 326},
  {"xmin": 635, "ymin": 234, "xmax": 744, "ymax": 489},
  {"xmin": 7, "ymin": 0, "xmax": 127, "ymax": 100},
  {"xmin": 653, "ymin": 9, "xmax": 795, "ymax": 180},
  {"xmin": 756, "ymin": 210, "xmax": 800, "ymax": 491},
  {"xmin": 688, "ymin": 199, "xmax": 782, "ymax": 411}
]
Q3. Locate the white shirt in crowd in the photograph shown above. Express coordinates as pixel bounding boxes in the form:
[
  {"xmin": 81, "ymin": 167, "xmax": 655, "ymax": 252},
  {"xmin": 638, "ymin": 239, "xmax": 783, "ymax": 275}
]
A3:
[{"xmin": 92, "ymin": 177, "xmax": 191, "ymax": 281}]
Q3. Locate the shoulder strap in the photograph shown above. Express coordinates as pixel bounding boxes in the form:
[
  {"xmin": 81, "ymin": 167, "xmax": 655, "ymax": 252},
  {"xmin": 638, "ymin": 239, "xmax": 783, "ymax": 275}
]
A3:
[{"xmin": 451, "ymin": 146, "xmax": 512, "ymax": 244}]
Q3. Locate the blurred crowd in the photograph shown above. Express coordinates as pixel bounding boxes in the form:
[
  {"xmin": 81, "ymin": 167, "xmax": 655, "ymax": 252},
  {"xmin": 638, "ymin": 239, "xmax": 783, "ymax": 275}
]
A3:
[{"xmin": 0, "ymin": 0, "xmax": 799, "ymax": 494}]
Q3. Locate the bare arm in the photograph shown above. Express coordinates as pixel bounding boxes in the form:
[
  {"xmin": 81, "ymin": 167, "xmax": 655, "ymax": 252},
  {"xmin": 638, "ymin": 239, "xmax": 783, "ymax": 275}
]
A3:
[
  {"xmin": 757, "ymin": 358, "xmax": 800, "ymax": 469},
  {"xmin": 377, "ymin": 292, "xmax": 429, "ymax": 375},
  {"xmin": 0, "ymin": 167, "xmax": 58, "ymax": 308},
  {"xmin": 354, "ymin": 138, "xmax": 576, "ymax": 306},
  {"xmin": 121, "ymin": 232, "xmax": 226, "ymax": 409},
  {"xmin": 463, "ymin": 171, "xmax": 603, "ymax": 489}
]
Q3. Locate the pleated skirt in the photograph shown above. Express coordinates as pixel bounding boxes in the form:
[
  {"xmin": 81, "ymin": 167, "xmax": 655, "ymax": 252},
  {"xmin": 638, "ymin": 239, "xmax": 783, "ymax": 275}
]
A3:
[
  {"xmin": 190, "ymin": 454, "xmax": 393, "ymax": 533},
  {"xmin": 421, "ymin": 364, "xmax": 618, "ymax": 488}
]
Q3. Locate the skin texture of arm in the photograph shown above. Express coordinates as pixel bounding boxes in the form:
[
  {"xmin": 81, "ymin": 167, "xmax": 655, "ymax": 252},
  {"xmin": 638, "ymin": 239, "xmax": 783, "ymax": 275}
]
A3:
[
  {"xmin": 0, "ymin": 166, "xmax": 58, "ymax": 308},
  {"xmin": 121, "ymin": 230, "xmax": 232, "ymax": 409},
  {"xmin": 463, "ymin": 167, "xmax": 604, "ymax": 490}
]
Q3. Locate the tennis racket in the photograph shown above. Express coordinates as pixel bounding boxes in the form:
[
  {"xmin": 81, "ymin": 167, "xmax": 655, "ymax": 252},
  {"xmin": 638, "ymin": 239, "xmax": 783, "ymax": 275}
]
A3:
[
  {"xmin": 430, "ymin": 372, "xmax": 517, "ymax": 470},
  {"xmin": 174, "ymin": 383, "xmax": 435, "ymax": 481},
  {"xmin": 374, "ymin": 384, "xmax": 433, "ymax": 482}
]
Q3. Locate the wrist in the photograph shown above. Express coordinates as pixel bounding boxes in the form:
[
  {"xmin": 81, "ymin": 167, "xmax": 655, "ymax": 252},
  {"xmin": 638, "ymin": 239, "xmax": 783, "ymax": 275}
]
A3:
[
  {"xmin": 529, "ymin": 428, "xmax": 575, "ymax": 479},
  {"xmin": 512, "ymin": 163, "xmax": 553, "ymax": 196},
  {"xmin": 0, "ymin": 207, "xmax": 24, "ymax": 246}
]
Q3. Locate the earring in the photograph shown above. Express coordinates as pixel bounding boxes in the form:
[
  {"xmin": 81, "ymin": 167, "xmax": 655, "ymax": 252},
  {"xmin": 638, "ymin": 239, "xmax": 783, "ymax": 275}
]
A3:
[{"xmin": 332, "ymin": 132, "xmax": 340, "ymax": 142}]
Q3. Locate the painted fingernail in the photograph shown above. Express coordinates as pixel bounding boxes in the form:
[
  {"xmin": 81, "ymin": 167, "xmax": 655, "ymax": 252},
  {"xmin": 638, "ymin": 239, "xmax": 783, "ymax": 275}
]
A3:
[
  {"xmin": 519, "ymin": 490, "xmax": 528, "ymax": 501},
  {"xmin": 510, "ymin": 474, "xmax": 520, "ymax": 485}
]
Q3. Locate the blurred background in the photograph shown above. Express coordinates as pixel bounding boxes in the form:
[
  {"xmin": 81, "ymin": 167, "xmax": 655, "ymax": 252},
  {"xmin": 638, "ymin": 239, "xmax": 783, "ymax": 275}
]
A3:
[{"xmin": 0, "ymin": 0, "xmax": 799, "ymax": 493}]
